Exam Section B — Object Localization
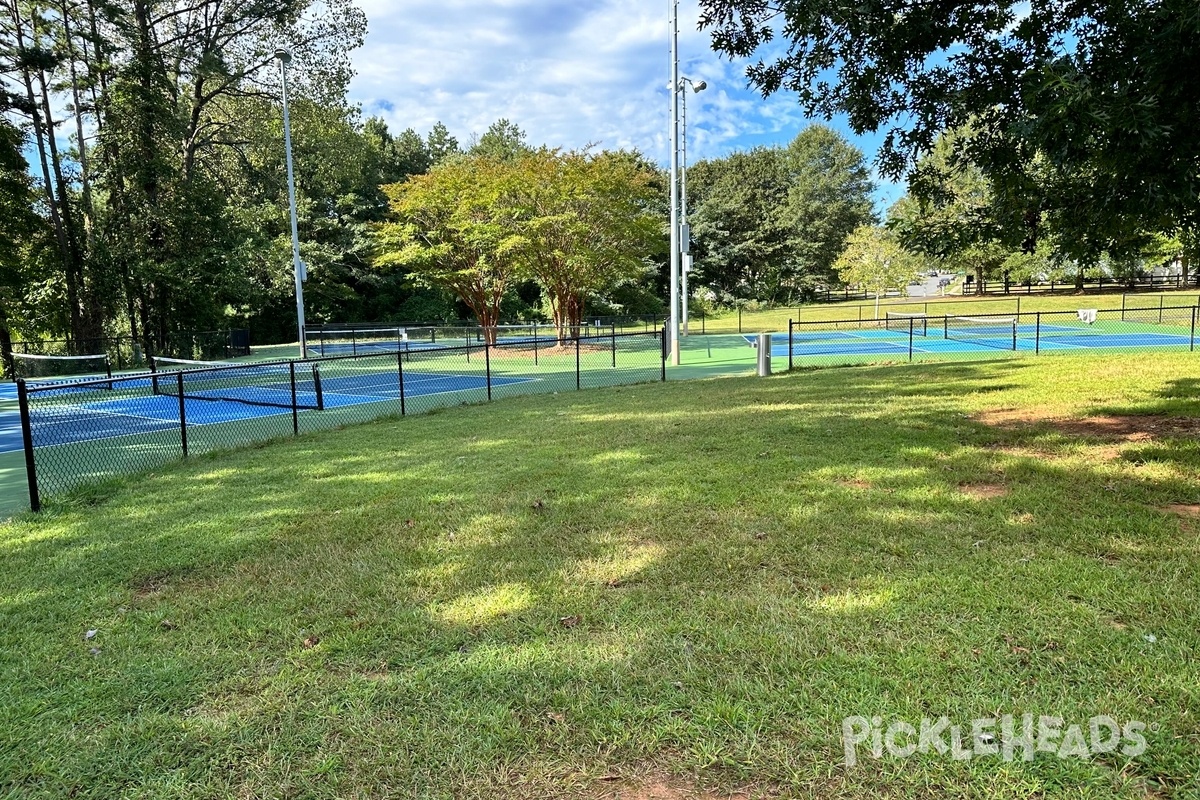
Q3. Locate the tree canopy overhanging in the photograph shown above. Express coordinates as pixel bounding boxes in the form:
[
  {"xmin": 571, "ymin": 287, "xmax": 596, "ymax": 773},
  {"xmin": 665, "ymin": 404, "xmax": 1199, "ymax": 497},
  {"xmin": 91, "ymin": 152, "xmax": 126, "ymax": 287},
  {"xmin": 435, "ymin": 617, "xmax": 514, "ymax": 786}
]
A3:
[{"xmin": 698, "ymin": 0, "xmax": 1200, "ymax": 258}]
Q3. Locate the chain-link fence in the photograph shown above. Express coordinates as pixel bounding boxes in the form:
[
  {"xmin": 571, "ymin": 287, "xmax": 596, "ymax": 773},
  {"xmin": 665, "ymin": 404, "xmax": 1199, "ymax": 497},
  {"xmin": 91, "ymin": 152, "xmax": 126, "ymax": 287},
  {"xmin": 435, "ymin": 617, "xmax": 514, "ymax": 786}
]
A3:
[
  {"xmin": 782, "ymin": 305, "xmax": 1199, "ymax": 369},
  {"xmin": 16, "ymin": 330, "xmax": 665, "ymax": 510}
]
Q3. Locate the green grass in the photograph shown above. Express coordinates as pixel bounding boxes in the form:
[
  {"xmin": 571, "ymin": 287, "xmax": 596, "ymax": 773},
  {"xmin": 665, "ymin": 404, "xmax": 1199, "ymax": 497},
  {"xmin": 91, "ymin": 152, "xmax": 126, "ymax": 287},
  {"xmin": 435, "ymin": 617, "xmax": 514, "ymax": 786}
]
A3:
[
  {"xmin": 698, "ymin": 288, "xmax": 1200, "ymax": 333},
  {"xmin": 2, "ymin": 353, "xmax": 1199, "ymax": 798}
]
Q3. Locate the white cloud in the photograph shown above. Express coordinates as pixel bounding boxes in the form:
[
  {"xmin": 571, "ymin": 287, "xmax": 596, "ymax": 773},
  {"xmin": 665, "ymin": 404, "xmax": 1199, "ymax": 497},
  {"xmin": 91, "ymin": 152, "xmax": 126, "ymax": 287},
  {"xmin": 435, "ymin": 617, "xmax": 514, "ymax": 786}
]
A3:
[{"xmin": 348, "ymin": 0, "xmax": 900, "ymax": 208}]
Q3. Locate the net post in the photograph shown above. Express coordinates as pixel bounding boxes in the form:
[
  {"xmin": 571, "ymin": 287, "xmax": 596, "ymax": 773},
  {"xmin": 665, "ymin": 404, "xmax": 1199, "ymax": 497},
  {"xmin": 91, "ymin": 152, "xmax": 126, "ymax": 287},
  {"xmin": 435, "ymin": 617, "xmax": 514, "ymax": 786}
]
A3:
[
  {"xmin": 943, "ymin": 316, "xmax": 949, "ymax": 339},
  {"xmin": 104, "ymin": 355, "xmax": 114, "ymax": 390},
  {"xmin": 289, "ymin": 361, "xmax": 299, "ymax": 435},
  {"xmin": 1011, "ymin": 319, "xmax": 1017, "ymax": 351},
  {"xmin": 738, "ymin": 307, "xmax": 742, "ymax": 333},
  {"xmin": 1035, "ymin": 312, "xmax": 1041, "ymax": 354},
  {"xmin": 485, "ymin": 339, "xmax": 492, "ymax": 401},
  {"xmin": 176, "ymin": 372, "xmax": 188, "ymax": 457},
  {"xmin": 788, "ymin": 320, "xmax": 794, "ymax": 371},
  {"xmin": 909, "ymin": 318, "xmax": 914, "ymax": 361},
  {"xmin": 575, "ymin": 334, "xmax": 581, "ymax": 390},
  {"xmin": 1159, "ymin": 297, "xmax": 1164, "ymax": 324},
  {"xmin": 312, "ymin": 364, "xmax": 324, "ymax": 411},
  {"xmin": 17, "ymin": 379, "xmax": 40, "ymax": 512}
]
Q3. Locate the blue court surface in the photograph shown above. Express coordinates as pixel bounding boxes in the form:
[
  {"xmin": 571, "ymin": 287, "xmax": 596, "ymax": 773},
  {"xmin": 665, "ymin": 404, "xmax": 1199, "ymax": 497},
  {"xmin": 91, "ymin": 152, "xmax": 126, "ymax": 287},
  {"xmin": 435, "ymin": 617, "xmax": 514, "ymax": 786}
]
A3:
[
  {"xmin": 748, "ymin": 321, "xmax": 1195, "ymax": 359},
  {"xmin": 2, "ymin": 368, "xmax": 535, "ymax": 452}
]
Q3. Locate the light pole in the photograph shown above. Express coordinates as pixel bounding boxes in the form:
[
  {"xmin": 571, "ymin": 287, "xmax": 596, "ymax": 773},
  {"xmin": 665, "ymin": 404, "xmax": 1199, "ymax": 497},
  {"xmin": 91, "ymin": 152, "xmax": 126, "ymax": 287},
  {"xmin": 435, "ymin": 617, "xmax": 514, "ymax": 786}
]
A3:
[
  {"xmin": 667, "ymin": 0, "xmax": 681, "ymax": 365},
  {"xmin": 276, "ymin": 47, "xmax": 307, "ymax": 358},
  {"xmin": 678, "ymin": 76, "xmax": 706, "ymax": 336}
]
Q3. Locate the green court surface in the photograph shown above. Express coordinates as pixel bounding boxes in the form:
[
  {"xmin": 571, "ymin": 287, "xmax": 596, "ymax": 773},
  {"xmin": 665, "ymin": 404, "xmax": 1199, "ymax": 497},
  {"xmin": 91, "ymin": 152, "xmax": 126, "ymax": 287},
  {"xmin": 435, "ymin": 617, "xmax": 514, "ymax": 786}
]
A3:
[{"xmin": 3, "ymin": 334, "xmax": 758, "ymax": 516}]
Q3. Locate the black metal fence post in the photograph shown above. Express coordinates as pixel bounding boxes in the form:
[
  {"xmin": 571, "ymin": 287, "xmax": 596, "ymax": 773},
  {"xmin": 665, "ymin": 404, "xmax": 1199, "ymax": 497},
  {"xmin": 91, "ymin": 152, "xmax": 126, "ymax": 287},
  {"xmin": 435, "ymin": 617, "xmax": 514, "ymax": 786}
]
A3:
[
  {"xmin": 290, "ymin": 362, "xmax": 299, "ymax": 435},
  {"xmin": 909, "ymin": 318, "xmax": 914, "ymax": 361},
  {"xmin": 485, "ymin": 340, "xmax": 492, "ymax": 401},
  {"xmin": 397, "ymin": 350, "xmax": 407, "ymax": 415},
  {"xmin": 738, "ymin": 307, "xmax": 742, "ymax": 333},
  {"xmin": 176, "ymin": 372, "xmax": 188, "ymax": 457},
  {"xmin": 1121, "ymin": 294, "xmax": 1127, "ymax": 321},
  {"xmin": 1035, "ymin": 312, "xmax": 1042, "ymax": 354},
  {"xmin": 17, "ymin": 380, "xmax": 40, "ymax": 512},
  {"xmin": 661, "ymin": 326, "xmax": 667, "ymax": 381},
  {"xmin": 611, "ymin": 326, "xmax": 617, "ymax": 368},
  {"xmin": 788, "ymin": 320, "xmax": 794, "ymax": 371},
  {"xmin": 575, "ymin": 335, "xmax": 581, "ymax": 390},
  {"xmin": 1191, "ymin": 307, "xmax": 1196, "ymax": 352}
]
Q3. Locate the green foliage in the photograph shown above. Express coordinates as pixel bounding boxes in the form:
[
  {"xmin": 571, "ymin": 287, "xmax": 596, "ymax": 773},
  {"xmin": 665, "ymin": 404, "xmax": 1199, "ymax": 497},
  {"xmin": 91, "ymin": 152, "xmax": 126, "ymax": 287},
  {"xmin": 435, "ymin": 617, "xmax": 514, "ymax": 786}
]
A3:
[
  {"xmin": 377, "ymin": 155, "xmax": 526, "ymax": 337},
  {"xmin": 376, "ymin": 148, "xmax": 662, "ymax": 338},
  {"xmin": 469, "ymin": 118, "xmax": 530, "ymax": 162},
  {"xmin": 834, "ymin": 225, "xmax": 921, "ymax": 300},
  {"xmin": 698, "ymin": 0, "xmax": 1200, "ymax": 260},
  {"xmin": 688, "ymin": 125, "xmax": 875, "ymax": 305}
]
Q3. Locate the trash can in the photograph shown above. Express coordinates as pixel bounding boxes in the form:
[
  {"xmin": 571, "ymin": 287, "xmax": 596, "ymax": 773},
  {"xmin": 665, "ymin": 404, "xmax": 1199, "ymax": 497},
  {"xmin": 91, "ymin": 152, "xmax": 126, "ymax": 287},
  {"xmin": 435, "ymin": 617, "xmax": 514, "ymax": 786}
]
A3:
[{"xmin": 756, "ymin": 333, "xmax": 771, "ymax": 376}]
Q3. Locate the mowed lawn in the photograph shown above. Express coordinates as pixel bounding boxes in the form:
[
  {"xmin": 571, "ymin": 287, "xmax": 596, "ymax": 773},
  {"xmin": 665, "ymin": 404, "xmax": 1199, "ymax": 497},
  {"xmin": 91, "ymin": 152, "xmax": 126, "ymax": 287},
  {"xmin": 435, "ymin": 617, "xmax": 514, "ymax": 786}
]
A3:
[{"xmin": 2, "ymin": 353, "xmax": 1199, "ymax": 799}]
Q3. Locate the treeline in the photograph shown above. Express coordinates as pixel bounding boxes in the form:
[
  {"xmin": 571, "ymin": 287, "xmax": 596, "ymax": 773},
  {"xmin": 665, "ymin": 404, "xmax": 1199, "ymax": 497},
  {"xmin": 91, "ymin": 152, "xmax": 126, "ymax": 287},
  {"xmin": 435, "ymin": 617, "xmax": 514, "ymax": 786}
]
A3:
[{"xmin": 0, "ymin": 0, "xmax": 375, "ymax": 355}]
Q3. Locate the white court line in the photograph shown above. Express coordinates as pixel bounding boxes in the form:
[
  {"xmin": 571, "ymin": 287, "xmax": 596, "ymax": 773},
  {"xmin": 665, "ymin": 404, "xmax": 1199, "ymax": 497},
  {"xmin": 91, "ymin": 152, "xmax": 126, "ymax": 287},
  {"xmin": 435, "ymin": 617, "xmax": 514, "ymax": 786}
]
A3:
[{"xmin": 36, "ymin": 401, "xmax": 174, "ymax": 425}]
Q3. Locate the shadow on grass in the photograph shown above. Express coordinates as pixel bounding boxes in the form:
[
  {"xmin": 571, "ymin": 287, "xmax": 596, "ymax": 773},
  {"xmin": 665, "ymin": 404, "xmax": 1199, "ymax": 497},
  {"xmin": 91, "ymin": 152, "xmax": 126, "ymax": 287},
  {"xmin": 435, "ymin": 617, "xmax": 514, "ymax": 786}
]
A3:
[{"xmin": 0, "ymin": 357, "xmax": 1197, "ymax": 798}]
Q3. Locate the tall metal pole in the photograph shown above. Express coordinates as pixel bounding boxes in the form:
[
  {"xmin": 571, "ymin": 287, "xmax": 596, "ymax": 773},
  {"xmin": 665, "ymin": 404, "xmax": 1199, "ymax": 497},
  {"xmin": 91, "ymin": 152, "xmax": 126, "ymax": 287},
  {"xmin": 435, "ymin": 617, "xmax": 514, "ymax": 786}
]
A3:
[
  {"xmin": 668, "ymin": 0, "xmax": 681, "ymax": 365},
  {"xmin": 681, "ymin": 85, "xmax": 690, "ymax": 337},
  {"xmin": 277, "ymin": 49, "xmax": 307, "ymax": 359}
]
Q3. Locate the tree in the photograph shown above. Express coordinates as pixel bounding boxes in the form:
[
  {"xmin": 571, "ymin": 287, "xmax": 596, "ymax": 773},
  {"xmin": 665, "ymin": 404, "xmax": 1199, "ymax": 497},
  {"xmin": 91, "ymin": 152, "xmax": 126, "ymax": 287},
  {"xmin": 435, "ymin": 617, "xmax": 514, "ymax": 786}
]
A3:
[
  {"xmin": 377, "ymin": 156, "xmax": 525, "ymax": 342},
  {"xmin": 513, "ymin": 148, "xmax": 661, "ymax": 339},
  {"xmin": 688, "ymin": 147, "xmax": 794, "ymax": 303},
  {"xmin": 1, "ymin": 0, "xmax": 367, "ymax": 353},
  {"xmin": 426, "ymin": 121, "xmax": 460, "ymax": 165},
  {"xmin": 699, "ymin": 0, "xmax": 1200, "ymax": 261},
  {"xmin": 781, "ymin": 125, "xmax": 876, "ymax": 295},
  {"xmin": 834, "ymin": 225, "xmax": 921, "ymax": 318},
  {"xmin": 470, "ymin": 118, "xmax": 530, "ymax": 162},
  {"xmin": 688, "ymin": 125, "xmax": 874, "ymax": 304},
  {"xmin": 0, "ymin": 115, "xmax": 41, "ymax": 371}
]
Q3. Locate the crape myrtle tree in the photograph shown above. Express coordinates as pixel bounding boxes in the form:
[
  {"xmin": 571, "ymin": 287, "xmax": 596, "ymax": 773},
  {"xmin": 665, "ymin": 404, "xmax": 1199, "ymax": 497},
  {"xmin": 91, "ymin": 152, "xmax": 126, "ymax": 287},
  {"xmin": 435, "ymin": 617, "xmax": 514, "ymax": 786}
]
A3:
[
  {"xmin": 376, "ymin": 147, "xmax": 663, "ymax": 342},
  {"xmin": 377, "ymin": 155, "xmax": 524, "ymax": 344},
  {"xmin": 698, "ymin": 0, "xmax": 1200, "ymax": 268},
  {"xmin": 514, "ymin": 148, "xmax": 661, "ymax": 341}
]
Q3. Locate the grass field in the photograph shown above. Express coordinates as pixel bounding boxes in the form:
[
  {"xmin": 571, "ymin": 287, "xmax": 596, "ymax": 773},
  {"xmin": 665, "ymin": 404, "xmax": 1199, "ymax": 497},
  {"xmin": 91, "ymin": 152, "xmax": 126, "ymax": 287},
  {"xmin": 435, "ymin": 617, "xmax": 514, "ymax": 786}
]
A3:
[
  {"xmin": 2, "ymin": 351, "xmax": 1198, "ymax": 798},
  {"xmin": 696, "ymin": 288, "xmax": 1200, "ymax": 334}
]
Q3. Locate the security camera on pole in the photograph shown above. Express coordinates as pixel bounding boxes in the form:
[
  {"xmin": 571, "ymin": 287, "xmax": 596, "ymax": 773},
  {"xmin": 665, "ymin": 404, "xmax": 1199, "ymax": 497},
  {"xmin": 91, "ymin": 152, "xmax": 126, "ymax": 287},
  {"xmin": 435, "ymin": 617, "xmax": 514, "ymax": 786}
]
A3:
[{"xmin": 276, "ymin": 47, "xmax": 308, "ymax": 358}]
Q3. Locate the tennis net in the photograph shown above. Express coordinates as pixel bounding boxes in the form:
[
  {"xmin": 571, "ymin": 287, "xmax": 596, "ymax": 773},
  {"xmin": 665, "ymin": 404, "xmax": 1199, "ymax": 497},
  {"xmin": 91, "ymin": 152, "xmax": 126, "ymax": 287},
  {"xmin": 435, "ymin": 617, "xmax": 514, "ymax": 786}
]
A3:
[
  {"xmin": 884, "ymin": 312, "xmax": 929, "ymax": 336},
  {"xmin": 943, "ymin": 316, "xmax": 1018, "ymax": 350},
  {"xmin": 11, "ymin": 352, "xmax": 113, "ymax": 385},
  {"xmin": 308, "ymin": 328, "xmax": 407, "ymax": 357},
  {"xmin": 151, "ymin": 356, "xmax": 324, "ymax": 410}
]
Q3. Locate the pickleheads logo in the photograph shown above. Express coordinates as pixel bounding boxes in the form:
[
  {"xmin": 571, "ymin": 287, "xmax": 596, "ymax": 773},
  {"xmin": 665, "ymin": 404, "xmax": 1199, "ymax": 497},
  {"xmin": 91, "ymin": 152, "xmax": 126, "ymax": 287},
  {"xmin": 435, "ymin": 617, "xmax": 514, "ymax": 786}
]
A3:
[{"xmin": 841, "ymin": 714, "xmax": 1149, "ymax": 767}]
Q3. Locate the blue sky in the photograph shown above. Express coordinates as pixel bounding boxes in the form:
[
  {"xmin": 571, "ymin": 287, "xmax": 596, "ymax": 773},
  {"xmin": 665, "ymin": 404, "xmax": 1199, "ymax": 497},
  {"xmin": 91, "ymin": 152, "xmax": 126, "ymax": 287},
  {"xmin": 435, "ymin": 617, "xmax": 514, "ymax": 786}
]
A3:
[{"xmin": 348, "ymin": 0, "xmax": 905, "ymax": 212}]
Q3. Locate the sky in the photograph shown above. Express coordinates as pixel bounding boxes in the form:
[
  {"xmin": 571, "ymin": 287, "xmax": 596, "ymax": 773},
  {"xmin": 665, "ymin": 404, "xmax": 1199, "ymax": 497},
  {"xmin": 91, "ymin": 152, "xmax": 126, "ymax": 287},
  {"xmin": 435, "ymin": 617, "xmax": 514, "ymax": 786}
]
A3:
[{"xmin": 348, "ymin": 0, "xmax": 906, "ymax": 212}]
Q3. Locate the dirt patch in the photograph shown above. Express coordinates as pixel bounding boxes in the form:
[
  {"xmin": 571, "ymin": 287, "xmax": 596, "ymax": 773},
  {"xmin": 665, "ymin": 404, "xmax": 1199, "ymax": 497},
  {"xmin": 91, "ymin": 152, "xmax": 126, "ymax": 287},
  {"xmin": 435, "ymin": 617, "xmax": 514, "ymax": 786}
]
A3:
[
  {"xmin": 975, "ymin": 411, "xmax": 1200, "ymax": 442},
  {"xmin": 835, "ymin": 478, "xmax": 871, "ymax": 490},
  {"xmin": 1161, "ymin": 503, "xmax": 1200, "ymax": 518},
  {"xmin": 958, "ymin": 483, "xmax": 1008, "ymax": 499},
  {"xmin": 602, "ymin": 779, "xmax": 749, "ymax": 800}
]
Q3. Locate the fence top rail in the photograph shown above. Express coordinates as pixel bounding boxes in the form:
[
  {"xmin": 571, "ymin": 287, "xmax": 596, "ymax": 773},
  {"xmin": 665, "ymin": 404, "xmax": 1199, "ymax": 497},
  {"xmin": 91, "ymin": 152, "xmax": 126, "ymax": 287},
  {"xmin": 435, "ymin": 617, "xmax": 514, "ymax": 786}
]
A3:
[{"xmin": 788, "ymin": 304, "xmax": 1198, "ymax": 328}]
